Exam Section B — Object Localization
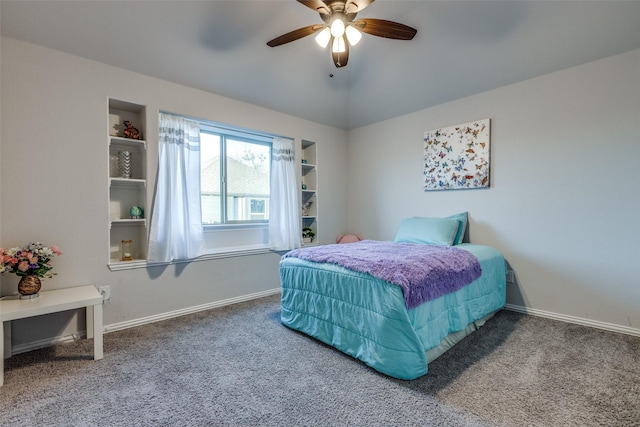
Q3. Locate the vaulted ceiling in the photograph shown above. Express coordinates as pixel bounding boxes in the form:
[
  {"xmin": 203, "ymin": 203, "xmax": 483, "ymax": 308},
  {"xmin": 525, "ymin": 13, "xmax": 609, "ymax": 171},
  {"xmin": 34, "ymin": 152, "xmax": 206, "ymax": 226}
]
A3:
[{"xmin": 2, "ymin": 1, "xmax": 640, "ymax": 130}]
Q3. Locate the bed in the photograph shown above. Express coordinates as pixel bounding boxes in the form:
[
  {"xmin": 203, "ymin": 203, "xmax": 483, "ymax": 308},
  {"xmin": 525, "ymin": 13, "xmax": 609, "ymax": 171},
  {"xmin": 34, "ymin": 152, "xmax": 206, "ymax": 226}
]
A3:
[{"xmin": 279, "ymin": 214, "xmax": 506, "ymax": 380}]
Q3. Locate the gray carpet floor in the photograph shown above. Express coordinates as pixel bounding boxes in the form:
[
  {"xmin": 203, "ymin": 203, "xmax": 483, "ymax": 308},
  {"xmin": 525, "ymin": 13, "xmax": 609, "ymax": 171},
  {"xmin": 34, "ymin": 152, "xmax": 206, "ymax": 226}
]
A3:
[{"xmin": 0, "ymin": 294, "xmax": 638, "ymax": 426}]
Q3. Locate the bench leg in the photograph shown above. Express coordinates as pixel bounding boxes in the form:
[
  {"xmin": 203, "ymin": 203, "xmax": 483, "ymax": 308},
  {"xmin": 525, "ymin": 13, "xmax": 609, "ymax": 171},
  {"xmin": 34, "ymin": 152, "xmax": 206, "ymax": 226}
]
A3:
[
  {"xmin": 93, "ymin": 303, "xmax": 103, "ymax": 360},
  {"xmin": 86, "ymin": 305, "xmax": 94, "ymax": 339}
]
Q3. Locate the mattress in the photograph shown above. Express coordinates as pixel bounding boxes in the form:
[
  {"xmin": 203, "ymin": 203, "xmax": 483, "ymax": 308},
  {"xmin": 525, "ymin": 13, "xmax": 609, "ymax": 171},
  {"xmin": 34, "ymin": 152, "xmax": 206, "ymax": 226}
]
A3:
[{"xmin": 280, "ymin": 243, "xmax": 506, "ymax": 380}]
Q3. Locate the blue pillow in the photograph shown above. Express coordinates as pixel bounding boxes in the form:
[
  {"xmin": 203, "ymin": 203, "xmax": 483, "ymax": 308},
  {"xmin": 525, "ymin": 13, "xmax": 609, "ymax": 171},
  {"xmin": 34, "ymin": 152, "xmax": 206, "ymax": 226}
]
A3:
[
  {"xmin": 394, "ymin": 217, "xmax": 460, "ymax": 246},
  {"xmin": 446, "ymin": 212, "xmax": 468, "ymax": 245}
]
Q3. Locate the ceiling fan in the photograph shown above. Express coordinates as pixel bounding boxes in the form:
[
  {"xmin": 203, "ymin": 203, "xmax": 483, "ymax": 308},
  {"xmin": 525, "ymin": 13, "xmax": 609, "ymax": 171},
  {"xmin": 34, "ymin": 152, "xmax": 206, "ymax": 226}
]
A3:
[{"xmin": 267, "ymin": 0, "xmax": 417, "ymax": 68}]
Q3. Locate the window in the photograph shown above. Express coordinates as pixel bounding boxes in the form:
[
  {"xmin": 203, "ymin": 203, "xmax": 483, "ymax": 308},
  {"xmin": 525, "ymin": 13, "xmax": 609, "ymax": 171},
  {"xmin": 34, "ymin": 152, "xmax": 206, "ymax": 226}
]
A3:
[
  {"xmin": 151, "ymin": 113, "xmax": 298, "ymax": 262},
  {"xmin": 200, "ymin": 123, "xmax": 272, "ymax": 252},
  {"xmin": 200, "ymin": 127, "xmax": 271, "ymax": 225}
]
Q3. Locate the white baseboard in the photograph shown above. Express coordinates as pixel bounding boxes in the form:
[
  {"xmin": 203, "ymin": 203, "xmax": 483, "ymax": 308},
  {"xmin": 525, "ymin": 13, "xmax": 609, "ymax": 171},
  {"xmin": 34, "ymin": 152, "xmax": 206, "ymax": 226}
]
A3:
[
  {"xmin": 103, "ymin": 288, "xmax": 281, "ymax": 333},
  {"xmin": 9, "ymin": 293, "xmax": 637, "ymax": 357},
  {"xmin": 504, "ymin": 304, "xmax": 640, "ymax": 337},
  {"xmin": 10, "ymin": 332, "xmax": 89, "ymax": 357},
  {"xmin": 7, "ymin": 288, "xmax": 281, "ymax": 357}
]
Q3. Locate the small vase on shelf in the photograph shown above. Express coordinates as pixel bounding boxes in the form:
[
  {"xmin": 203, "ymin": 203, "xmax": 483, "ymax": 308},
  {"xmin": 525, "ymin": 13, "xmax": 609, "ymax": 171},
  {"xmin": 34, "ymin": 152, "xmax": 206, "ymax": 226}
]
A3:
[
  {"xmin": 18, "ymin": 275, "xmax": 42, "ymax": 299},
  {"xmin": 118, "ymin": 150, "xmax": 132, "ymax": 179}
]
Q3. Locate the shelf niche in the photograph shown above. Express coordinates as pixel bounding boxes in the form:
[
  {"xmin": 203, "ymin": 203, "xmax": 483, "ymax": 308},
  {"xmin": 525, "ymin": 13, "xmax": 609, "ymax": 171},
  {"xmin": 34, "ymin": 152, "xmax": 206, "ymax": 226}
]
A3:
[
  {"xmin": 108, "ymin": 99, "xmax": 148, "ymax": 266},
  {"xmin": 301, "ymin": 139, "xmax": 318, "ymax": 245}
]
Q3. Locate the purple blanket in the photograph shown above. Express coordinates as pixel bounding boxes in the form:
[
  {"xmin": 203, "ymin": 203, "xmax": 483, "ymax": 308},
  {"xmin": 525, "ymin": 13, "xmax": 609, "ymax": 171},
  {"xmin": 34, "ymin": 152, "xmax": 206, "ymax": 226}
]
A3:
[{"xmin": 283, "ymin": 240, "xmax": 482, "ymax": 309}]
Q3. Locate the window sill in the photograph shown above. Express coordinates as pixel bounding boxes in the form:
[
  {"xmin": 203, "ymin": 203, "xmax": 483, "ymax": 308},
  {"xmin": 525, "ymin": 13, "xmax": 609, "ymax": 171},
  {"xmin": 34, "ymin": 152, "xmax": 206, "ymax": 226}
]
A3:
[
  {"xmin": 108, "ymin": 245, "xmax": 285, "ymax": 271},
  {"xmin": 108, "ymin": 259, "xmax": 149, "ymax": 271}
]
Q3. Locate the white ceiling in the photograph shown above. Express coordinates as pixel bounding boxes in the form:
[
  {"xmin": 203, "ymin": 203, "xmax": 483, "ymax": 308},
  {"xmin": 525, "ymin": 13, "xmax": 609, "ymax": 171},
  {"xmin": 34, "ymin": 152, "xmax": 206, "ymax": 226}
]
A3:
[{"xmin": 2, "ymin": 1, "xmax": 640, "ymax": 130}]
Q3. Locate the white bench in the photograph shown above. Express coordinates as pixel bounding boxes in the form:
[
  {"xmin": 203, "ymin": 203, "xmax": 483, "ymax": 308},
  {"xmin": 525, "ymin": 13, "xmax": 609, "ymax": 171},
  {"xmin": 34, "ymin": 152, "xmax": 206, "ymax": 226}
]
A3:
[{"xmin": 0, "ymin": 285, "xmax": 103, "ymax": 386}]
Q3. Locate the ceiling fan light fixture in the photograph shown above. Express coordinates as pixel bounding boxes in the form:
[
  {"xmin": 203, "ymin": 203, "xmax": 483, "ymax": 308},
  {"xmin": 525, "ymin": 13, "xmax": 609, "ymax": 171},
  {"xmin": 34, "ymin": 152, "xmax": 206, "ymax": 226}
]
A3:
[
  {"xmin": 266, "ymin": 0, "xmax": 417, "ymax": 69},
  {"xmin": 332, "ymin": 36, "xmax": 346, "ymax": 53},
  {"xmin": 315, "ymin": 27, "xmax": 331, "ymax": 48},
  {"xmin": 345, "ymin": 25, "xmax": 362, "ymax": 46},
  {"xmin": 330, "ymin": 18, "xmax": 345, "ymax": 38}
]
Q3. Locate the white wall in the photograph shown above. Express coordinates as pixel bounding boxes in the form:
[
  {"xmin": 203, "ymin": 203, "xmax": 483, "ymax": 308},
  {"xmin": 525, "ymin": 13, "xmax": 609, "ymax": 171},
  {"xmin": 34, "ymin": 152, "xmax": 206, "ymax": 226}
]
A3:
[
  {"xmin": 347, "ymin": 49, "xmax": 640, "ymax": 334},
  {"xmin": 0, "ymin": 37, "xmax": 348, "ymax": 346},
  {"xmin": 1, "ymin": 35, "xmax": 638, "ymax": 349}
]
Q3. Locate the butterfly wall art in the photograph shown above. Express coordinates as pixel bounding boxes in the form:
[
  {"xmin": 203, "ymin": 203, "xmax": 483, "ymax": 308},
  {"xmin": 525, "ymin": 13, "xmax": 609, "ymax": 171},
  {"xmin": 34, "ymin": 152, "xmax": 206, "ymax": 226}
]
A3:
[{"xmin": 423, "ymin": 119, "xmax": 491, "ymax": 191}]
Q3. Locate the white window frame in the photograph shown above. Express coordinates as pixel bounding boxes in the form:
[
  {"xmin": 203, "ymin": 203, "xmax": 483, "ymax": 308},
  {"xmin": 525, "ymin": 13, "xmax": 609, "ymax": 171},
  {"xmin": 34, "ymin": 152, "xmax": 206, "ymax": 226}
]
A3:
[{"xmin": 199, "ymin": 122, "xmax": 273, "ymax": 254}]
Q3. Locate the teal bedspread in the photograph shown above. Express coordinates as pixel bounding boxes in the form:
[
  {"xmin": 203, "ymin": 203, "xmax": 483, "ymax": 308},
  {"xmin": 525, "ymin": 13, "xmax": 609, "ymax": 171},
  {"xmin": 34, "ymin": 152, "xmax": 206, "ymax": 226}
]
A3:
[{"xmin": 280, "ymin": 243, "xmax": 506, "ymax": 380}]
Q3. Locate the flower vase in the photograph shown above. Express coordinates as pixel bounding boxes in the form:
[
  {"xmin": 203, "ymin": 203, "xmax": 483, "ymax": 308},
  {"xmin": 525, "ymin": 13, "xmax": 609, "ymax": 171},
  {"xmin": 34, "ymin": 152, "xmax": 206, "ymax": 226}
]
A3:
[{"xmin": 18, "ymin": 275, "xmax": 41, "ymax": 299}]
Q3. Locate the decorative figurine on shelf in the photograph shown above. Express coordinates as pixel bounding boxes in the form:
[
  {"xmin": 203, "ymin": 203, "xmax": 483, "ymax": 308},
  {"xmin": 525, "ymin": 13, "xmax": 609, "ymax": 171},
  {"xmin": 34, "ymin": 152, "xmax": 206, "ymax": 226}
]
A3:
[
  {"xmin": 123, "ymin": 120, "xmax": 142, "ymax": 140},
  {"xmin": 129, "ymin": 206, "xmax": 144, "ymax": 219},
  {"xmin": 302, "ymin": 200, "xmax": 313, "ymax": 217}
]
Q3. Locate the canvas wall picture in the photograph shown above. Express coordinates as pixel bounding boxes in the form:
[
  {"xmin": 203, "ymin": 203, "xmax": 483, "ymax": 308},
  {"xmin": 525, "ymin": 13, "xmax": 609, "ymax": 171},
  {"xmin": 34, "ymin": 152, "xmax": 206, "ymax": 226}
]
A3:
[{"xmin": 423, "ymin": 119, "xmax": 491, "ymax": 191}]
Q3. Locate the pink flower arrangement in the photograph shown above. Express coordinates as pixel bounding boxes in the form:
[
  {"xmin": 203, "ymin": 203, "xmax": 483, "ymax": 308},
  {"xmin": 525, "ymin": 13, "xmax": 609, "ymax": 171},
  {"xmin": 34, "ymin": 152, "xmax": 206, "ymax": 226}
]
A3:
[{"xmin": 0, "ymin": 242, "xmax": 62, "ymax": 278}]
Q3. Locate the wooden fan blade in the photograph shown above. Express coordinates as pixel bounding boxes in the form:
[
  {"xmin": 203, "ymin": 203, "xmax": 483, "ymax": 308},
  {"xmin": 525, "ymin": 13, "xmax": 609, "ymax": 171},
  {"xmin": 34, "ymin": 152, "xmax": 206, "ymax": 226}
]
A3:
[
  {"xmin": 297, "ymin": 0, "xmax": 332, "ymax": 18},
  {"xmin": 345, "ymin": 0, "xmax": 374, "ymax": 14},
  {"xmin": 353, "ymin": 18, "xmax": 417, "ymax": 40},
  {"xmin": 331, "ymin": 36, "xmax": 349, "ymax": 68},
  {"xmin": 267, "ymin": 24, "xmax": 324, "ymax": 47}
]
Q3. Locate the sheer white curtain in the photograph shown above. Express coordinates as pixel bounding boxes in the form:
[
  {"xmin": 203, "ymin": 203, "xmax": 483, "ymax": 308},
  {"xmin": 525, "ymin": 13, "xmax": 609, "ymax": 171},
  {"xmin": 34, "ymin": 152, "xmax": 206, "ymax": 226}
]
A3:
[
  {"xmin": 148, "ymin": 113, "xmax": 205, "ymax": 262},
  {"xmin": 269, "ymin": 137, "xmax": 301, "ymax": 250}
]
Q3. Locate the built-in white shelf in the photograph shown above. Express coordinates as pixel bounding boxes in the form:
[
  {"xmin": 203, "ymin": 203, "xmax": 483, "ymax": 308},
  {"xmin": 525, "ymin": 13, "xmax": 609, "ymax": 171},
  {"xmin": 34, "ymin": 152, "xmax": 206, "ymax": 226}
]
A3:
[
  {"xmin": 108, "ymin": 99, "xmax": 148, "ymax": 265},
  {"xmin": 301, "ymin": 140, "xmax": 318, "ymax": 245}
]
